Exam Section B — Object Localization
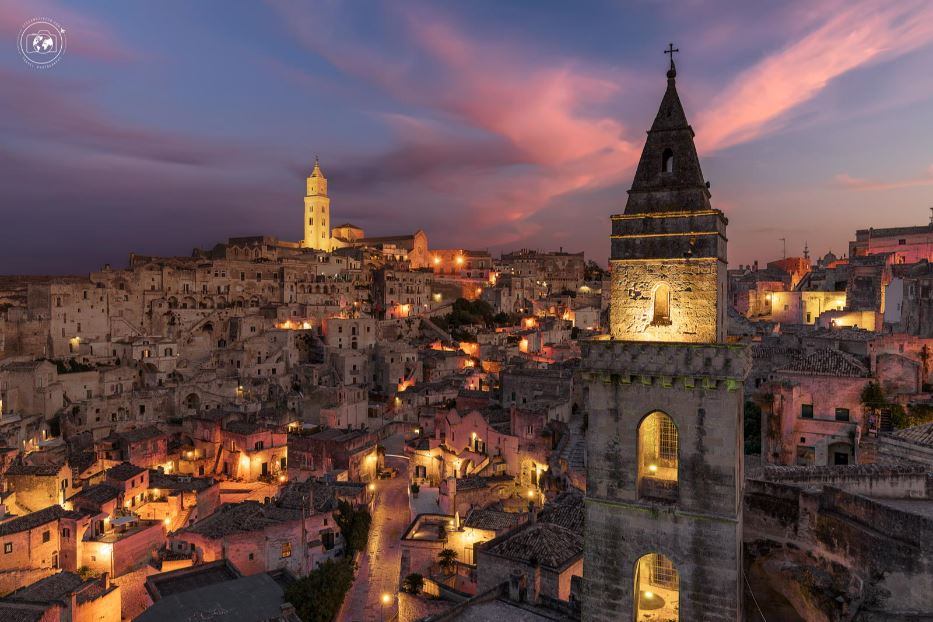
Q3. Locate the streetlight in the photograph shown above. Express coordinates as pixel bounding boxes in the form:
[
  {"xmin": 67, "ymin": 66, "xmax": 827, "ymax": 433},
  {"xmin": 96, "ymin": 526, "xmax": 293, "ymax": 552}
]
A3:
[{"xmin": 381, "ymin": 593, "xmax": 392, "ymax": 622}]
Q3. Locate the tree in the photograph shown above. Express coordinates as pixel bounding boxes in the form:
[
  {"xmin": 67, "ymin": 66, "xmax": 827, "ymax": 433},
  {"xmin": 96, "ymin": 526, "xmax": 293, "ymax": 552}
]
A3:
[
  {"xmin": 860, "ymin": 381, "xmax": 887, "ymax": 411},
  {"xmin": 402, "ymin": 573, "xmax": 425, "ymax": 594},
  {"xmin": 334, "ymin": 500, "xmax": 371, "ymax": 556},
  {"xmin": 285, "ymin": 557, "xmax": 355, "ymax": 622},
  {"xmin": 438, "ymin": 548, "xmax": 458, "ymax": 575}
]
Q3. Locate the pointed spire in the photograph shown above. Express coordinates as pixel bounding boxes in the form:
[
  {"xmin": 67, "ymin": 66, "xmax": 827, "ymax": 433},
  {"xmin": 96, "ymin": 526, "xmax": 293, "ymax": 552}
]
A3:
[
  {"xmin": 310, "ymin": 155, "xmax": 324, "ymax": 178},
  {"xmin": 623, "ymin": 48, "xmax": 710, "ymax": 215}
]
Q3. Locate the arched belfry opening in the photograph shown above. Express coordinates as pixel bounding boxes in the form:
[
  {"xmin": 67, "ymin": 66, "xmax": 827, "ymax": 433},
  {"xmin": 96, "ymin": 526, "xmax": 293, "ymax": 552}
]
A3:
[
  {"xmin": 637, "ymin": 411, "xmax": 679, "ymax": 501},
  {"xmin": 661, "ymin": 148, "xmax": 674, "ymax": 174},
  {"xmin": 634, "ymin": 553, "xmax": 679, "ymax": 621},
  {"xmin": 651, "ymin": 283, "xmax": 671, "ymax": 326}
]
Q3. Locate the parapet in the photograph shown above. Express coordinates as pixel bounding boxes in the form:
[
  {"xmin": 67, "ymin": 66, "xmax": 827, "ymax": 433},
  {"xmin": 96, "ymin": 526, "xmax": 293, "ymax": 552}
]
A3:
[{"xmin": 581, "ymin": 339, "xmax": 751, "ymax": 381}]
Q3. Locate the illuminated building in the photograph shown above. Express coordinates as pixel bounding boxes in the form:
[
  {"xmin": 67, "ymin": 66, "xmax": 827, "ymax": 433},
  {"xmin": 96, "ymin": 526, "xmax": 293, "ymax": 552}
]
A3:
[
  {"xmin": 302, "ymin": 157, "xmax": 333, "ymax": 251},
  {"xmin": 581, "ymin": 52, "xmax": 750, "ymax": 621}
]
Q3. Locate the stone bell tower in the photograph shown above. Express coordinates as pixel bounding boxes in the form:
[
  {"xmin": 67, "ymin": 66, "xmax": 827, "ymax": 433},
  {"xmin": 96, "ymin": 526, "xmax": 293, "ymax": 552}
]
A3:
[
  {"xmin": 303, "ymin": 157, "xmax": 332, "ymax": 251},
  {"xmin": 582, "ymin": 47, "xmax": 750, "ymax": 621}
]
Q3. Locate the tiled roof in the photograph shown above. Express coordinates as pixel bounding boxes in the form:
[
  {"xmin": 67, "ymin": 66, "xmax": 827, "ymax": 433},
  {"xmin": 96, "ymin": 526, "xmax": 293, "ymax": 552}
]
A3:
[
  {"xmin": 483, "ymin": 522, "xmax": 583, "ymax": 569},
  {"xmin": 105, "ymin": 462, "xmax": 145, "ymax": 481},
  {"xmin": 115, "ymin": 425, "xmax": 165, "ymax": 443},
  {"xmin": 0, "ymin": 603, "xmax": 50, "ymax": 622},
  {"xmin": 463, "ymin": 508, "xmax": 523, "ymax": 533},
  {"xmin": 0, "ymin": 505, "xmax": 81, "ymax": 537},
  {"xmin": 456, "ymin": 474, "xmax": 514, "ymax": 492},
  {"xmin": 5, "ymin": 463, "xmax": 64, "ymax": 477},
  {"xmin": 776, "ymin": 349, "xmax": 869, "ymax": 378},
  {"xmin": 6, "ymin": 571, "xmax": 84, "ymax": 602},
  {"xmin": 538, "ymin": 492, "xmax": 584, "ymax": 533},
  {"xmin": 889, "ymin": 422, "xmax": 933, "ymax": 448},
  {"xmin": 71, "ymin": 483, "xmax": 119, "ymax": 505},
  {"xmin": 180, "ymin": 501, "xmax": 301, "ymax": 539},
  {"xmin": 148, "ymin": 470, "xmax": 215, "ymax": 492}
]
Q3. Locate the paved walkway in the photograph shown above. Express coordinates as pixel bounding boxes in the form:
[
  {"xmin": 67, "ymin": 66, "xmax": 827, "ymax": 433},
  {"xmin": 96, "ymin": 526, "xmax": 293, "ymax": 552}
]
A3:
[{"xmin": 339, "ymin": 435, "xmax": 409, "ymax": 622}]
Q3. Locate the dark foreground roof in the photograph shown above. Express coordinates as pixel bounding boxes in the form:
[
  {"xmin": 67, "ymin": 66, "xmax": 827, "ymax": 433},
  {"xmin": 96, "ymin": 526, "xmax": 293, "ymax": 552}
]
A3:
[{"xmin": 136, "ymin": 571, "xmax": 298, "ymax": 622}]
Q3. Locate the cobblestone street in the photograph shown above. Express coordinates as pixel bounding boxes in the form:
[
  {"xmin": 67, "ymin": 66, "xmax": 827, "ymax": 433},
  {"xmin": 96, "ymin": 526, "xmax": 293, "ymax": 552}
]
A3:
[{"xmin": 339, "ymin": 435, "xmax": 409, "ymax": 622}]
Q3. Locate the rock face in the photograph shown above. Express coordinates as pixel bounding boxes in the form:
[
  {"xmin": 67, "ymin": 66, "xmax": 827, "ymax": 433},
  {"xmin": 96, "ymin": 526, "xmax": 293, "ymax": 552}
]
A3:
[{"xmin": 582, "ymin": 60, "xmax": 748, "ymax": 621}]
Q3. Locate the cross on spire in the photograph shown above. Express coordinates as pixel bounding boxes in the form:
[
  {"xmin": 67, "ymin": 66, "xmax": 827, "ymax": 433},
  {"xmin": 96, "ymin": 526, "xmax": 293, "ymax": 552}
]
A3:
[{"xmin": 664, "ymin": 42, "xmax": 679, "ymax": 78}]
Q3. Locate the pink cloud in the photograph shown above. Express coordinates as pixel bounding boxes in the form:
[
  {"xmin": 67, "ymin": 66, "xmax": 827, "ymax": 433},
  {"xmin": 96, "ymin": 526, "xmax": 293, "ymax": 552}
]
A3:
[
  {"xmin": 835, "ymin": 165, "xmax": 933, "ymax": 191},
  {"xmin": 696, "ymin": 0, "xmax": 933, "ymax": 152},
  {"xmin": 269, "ymin": 1, "xmax": 643, "ymax": 247}
]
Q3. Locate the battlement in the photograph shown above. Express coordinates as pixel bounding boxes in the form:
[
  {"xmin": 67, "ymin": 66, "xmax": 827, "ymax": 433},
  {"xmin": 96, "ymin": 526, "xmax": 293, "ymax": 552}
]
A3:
[{"xmin": 582, "ymin": 339, "xmax": 751, "ymax": 381}]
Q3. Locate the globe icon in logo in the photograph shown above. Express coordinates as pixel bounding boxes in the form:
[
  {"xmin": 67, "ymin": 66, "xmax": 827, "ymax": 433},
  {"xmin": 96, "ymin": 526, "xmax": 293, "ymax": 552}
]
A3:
[
  {"xmin": 19, "ymin": 18, "xmax": 66, "ymax": 68},
  {"xmin": 30, "ymin": 30, "xmax": 56, "ymax": 54}
]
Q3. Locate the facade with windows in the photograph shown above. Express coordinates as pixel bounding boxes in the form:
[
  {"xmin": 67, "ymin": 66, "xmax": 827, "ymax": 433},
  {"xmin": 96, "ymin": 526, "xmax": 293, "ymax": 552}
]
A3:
[{"xmin": 764, "ymin": 350, "xmax": 871, "ymax": 467}]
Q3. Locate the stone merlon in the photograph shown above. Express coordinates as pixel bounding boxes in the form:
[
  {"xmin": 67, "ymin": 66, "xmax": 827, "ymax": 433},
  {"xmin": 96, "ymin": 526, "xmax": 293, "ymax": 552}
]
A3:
[{"xmin": 581, "ymin": 340, "xmax": 751, "ymax": 380}]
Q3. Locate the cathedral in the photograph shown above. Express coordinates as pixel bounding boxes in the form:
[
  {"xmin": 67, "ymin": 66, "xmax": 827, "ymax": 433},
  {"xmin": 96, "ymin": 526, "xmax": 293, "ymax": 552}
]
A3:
[{"xmin": 582, "ymin": 51, "xmax": 750, "ymax": 620}]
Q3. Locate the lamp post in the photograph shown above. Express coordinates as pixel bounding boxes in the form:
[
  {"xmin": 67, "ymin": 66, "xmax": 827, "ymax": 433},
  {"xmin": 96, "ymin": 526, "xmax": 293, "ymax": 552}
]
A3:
[{"xmin": 381, "ymin": 592, "xmax": 392, "ymax": 622}]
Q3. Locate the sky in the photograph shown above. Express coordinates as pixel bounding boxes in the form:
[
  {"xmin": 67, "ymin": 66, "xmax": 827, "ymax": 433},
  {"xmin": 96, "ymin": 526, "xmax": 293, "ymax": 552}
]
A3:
[{"xmin": 2, "ymin": 0, "xmax": 933, "ymax": 275}]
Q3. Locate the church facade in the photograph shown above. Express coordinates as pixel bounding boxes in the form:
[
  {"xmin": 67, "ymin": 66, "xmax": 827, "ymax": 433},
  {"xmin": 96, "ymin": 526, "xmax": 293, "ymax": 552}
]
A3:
[{"xmin": 582, "ymin": 56, "xmax": 750, "ymax": 621}]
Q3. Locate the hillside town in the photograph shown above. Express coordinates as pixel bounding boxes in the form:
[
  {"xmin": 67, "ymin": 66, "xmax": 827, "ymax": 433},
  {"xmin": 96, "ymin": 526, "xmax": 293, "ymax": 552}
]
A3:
[{"xmin": 1, "ymin": 57, "xmax": 932, "ymax": 622}]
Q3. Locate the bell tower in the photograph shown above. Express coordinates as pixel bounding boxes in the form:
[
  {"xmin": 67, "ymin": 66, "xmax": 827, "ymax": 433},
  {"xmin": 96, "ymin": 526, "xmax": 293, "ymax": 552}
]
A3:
[
  {"xmin": 303, "ymin": 157, "xmax": 332, "ymax": 251},
  {"xmin": 582, "ymin": 47, "xmax": 750, "ymax": 622},
  {"xmin": 608, "ymin": 49, "xmax": 727, "ymax": 343}
]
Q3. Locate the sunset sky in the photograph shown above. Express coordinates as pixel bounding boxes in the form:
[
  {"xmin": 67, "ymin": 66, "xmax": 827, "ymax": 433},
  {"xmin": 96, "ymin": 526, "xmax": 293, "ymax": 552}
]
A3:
[{"xmin": 2, "ymin": 0, "xmax": 933, "ymax": 274}]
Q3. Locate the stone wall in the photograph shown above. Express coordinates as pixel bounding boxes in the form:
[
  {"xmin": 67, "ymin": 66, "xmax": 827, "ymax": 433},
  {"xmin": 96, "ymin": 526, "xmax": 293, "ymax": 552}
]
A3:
[
  {"xmin": 582, "ymin": 341, "xmax": 749, "ymax": 621},
  {"xmin": 744, "ymin": 479, "xmax": 933, "ymax": 617},
  {"xmin": 609, "ymin": 258, "xmax": 725, "ymax": 343},
  {"xmin": 760, "ymin": 464, "xmax": 928, "ymax": 499}
]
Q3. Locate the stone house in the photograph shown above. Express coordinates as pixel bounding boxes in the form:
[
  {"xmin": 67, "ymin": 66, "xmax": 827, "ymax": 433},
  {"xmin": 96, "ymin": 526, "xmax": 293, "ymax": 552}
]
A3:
[
  {"xmin": 287, "ymin": 428, "xmax": 379, "ymax": 481},
  {"xmin": 96, "ymin": 425, "xmax": 168, "ymax": 470},
  {"xmin": 0, "ymin": 570, "xmax": 121, "ymax": 622},
  {"xmin": 0, "ymin": 505, "xmax": 89, "ymax": 592},
  {"xmin": 218, "ymin": 422, "xmax": 287, "ymax": 482},
  {"xmin": 171, "ymin": 498, "xmax": 340, "ymax": 576},
  {"xmin": 764, "ymin": 349, "xmax": 872, "ymax": 466},
  {"xmin": 5, "ymin": 463, "xmax": 74, "ymax": 513}
]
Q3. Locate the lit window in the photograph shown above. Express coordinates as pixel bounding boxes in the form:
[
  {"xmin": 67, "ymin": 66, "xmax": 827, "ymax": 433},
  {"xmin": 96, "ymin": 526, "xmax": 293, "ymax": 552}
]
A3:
[
  {"xmin": 637, "ymin": 412, "xmax": 679, "ymax": 501},
  {"xmin": 281, "ymin": 542, "xmax": 292, "ymax": 558},
  {"xmin": 634, "ymin": 553, "xmax": 679, "ymax": 620}
]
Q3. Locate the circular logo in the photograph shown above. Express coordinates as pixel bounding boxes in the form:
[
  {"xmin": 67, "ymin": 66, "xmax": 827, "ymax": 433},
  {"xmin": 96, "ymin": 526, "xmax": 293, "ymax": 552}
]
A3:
[{"xmin": 19, "ymin": 18, "xmax": 66, "ymax": 69}]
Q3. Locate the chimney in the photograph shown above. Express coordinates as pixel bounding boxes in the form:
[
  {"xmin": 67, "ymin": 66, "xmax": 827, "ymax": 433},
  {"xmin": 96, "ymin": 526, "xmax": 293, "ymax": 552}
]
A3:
[
  {"xmin": 528, "ymin": 501, "xmax": 537, "ymax": 524},
  {"xmin": 532, "ymin": 561, "xmax": 542, "ymax": 605},
  {"xmin": 100, "ymin": 572, "xmax": 110, "ymax": 590},
  {"xmin": 508, "ymin": 569, "xmax": 525, "ymax": 602}
]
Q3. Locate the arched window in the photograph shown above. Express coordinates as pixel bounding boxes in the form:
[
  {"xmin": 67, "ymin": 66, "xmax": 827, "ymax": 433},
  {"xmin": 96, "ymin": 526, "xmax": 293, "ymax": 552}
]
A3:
[
  {"xmin": 662, "ymin": 148, "xmax": 674, "ymax": 173},
  {"xmin": 637, "ymin": 411, "xmax": 679, "ymax": 501},
  {"xmin": 634, "ymin": 553, "xmax": 679, "ymax": 620},
  {"xmin": 651, "ymin": 283, "xmax": 671, "ymax": 326}
]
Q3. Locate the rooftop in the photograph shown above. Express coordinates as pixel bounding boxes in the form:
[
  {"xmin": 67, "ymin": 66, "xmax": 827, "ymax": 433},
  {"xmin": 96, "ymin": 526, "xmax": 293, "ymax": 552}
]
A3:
[
  {"xmin": 0, "ymin": 505, "xmax": 83, "ymax": 537},
  {"xmin": 889, "ymin": 422, "xmax": 933, "ymax": 448},
  {"xmin": 463, "ymin": 507, "xmax": 524, "ymax": 533},
  {"xmin": 5, "ymin": 571, "xmax": 84, "ymax": 603},
  {"xmin": 180, "ymin": 501, "xmax": 302, "ymax": 539},
  {"xmin": 105, "ymin": 462, "xmax": 146, "ymax": 482},
  {"xmin": 137, "ymin": 571, "xmax": 298, "ymax": 622},
  {"xmin": 482, "ymin": 521, "xmax": 583, "ymax": 569},
  {"xmin": 113, "ymin": 425, "xmax": 165, "ymax": 444},
  {"xmin": 776, "ymin": 348, "xmax": 869, "ymax": 378}
]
